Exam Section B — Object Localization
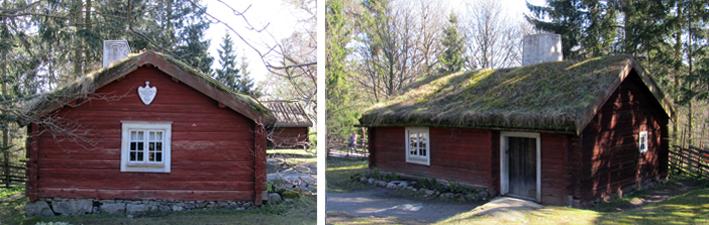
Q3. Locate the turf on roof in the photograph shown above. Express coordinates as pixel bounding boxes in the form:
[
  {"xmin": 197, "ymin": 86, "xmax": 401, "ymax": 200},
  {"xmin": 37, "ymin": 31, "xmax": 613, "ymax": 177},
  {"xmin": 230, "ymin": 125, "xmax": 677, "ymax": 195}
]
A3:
[
  {"xmin": 24, "ymin": 51, "xmax": 272, "ymax": 123},
  {"xmin": 360, "ymin": 55, "xmax": 669, "ymax": 134}
]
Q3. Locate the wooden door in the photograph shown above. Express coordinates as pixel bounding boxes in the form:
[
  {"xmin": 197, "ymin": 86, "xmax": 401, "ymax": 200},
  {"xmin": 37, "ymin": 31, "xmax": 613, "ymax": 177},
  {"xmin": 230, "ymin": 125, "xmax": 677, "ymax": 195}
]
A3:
[{"xmin": 507, "ymin": 136, "xmax": 537, "ymax": 199}]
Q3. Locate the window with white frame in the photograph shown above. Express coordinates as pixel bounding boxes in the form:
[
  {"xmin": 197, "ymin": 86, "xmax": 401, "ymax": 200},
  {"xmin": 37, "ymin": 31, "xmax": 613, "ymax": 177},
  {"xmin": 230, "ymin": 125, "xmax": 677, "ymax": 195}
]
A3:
[
  {"xmin": 121, "ymin": 121, "xmax": 172, "ymax": 173},
  {"xmin": 639, "ymin": 131, "xmax": 648, "ymax": 153},
  {"xmin": 405, "ymin": 127, "xmax": 430, "ymax": 165}
]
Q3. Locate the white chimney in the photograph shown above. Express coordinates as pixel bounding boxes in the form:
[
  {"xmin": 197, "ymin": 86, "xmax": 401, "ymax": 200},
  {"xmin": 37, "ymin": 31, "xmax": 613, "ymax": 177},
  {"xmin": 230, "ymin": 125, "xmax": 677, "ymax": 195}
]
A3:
[
  {"xmin": 103, "ymin": 40, "xmax": 130, "ymax": 68},
  {"xmin": 522, "ymin": 33, "xmax": 563, "ymax": 66}
]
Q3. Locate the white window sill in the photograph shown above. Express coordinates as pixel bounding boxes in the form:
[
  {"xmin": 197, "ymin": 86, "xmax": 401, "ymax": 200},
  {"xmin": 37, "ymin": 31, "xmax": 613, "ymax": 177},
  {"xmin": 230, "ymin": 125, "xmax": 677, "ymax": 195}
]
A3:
[{"xmin": 406, "ymin": 157, "xmax": 430, "ymax": 166}]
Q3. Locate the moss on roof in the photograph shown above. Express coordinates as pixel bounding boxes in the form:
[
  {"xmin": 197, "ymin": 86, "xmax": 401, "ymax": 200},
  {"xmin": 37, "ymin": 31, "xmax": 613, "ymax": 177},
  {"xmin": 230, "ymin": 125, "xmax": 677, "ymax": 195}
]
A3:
[
  {"xmin": 360, "ymin": 55, "xmax": 670, "ymax": 134},
  {"xmin": 24, "ymin": 51, "xmax": 272, "ymax": 123}
]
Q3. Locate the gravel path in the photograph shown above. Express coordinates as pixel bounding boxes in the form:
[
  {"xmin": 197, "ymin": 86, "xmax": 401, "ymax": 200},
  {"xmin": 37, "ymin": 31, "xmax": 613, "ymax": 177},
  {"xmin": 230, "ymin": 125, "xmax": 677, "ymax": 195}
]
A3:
[{"xmin": 326, "ymin": 188, "xmax": 480, "ymax": 224}]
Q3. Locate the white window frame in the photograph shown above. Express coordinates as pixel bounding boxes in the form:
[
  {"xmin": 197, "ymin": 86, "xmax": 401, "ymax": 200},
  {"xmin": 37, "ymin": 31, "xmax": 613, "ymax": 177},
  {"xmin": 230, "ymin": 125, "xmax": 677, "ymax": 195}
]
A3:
[
  {"xmin": 120, "ymin": 121, "xmax": 172, "ymax": 173},
  {"xmin": 405, "ymin": 127, "xmax": 430, "ymax": 166},
  {"xmin": 639, "ymin": 131, "xmax": 648, "ymax": 153},
  {"xmin": 499, "ymin": 131, "xmax": 541, "ymax": 202}
]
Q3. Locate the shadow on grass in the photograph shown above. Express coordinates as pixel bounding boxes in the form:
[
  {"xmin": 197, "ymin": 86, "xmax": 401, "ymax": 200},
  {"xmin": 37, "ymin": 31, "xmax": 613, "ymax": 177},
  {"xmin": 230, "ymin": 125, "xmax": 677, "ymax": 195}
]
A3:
[
  {"xmin": 326, "ymin": 157, "xmax": 371, "ymax": 193},
  {"xmin": 593, "ymin": 187, "xmax": 709, "ymax": 225}
]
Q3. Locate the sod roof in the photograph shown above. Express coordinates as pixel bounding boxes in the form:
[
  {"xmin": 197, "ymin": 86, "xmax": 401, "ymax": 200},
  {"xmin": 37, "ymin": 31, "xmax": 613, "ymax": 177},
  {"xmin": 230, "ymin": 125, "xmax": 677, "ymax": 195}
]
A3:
[
  {"xmin": 359, "ymin": 55, "xmax": 672, "ymax": 134},
  {"xmin": 24, "ymin": 50, "xmax": 274, "ymax": 125},
  {"xmin": 262, "ymin": 100, "xmax": 312, "ymax": 128}
]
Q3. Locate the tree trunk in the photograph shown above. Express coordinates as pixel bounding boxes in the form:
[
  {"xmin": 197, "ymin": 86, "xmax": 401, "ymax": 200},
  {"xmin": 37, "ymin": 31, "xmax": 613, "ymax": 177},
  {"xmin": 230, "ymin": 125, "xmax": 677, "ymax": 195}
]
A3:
[{"xmin": 1, "ymin": 1, "xmax": 10, "ymax": 188}]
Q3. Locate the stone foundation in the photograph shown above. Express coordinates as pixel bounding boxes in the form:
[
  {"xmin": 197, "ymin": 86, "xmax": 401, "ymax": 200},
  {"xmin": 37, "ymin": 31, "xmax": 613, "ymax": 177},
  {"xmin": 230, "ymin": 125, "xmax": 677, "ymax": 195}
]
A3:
[{"xmin": 26, "ymin": 198, "xmax": 253, "ymax": 217}]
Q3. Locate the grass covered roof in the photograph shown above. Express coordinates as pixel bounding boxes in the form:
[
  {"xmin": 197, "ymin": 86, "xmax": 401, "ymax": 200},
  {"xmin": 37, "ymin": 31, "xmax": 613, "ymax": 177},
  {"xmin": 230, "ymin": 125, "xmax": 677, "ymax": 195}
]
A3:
[
  {"xmin": 24, "ymin": 50, "xmax": 274, "ymax": 124},
  {"xmin": 360, "ymin": 55, "xmax": 672, "ymax": 134}
]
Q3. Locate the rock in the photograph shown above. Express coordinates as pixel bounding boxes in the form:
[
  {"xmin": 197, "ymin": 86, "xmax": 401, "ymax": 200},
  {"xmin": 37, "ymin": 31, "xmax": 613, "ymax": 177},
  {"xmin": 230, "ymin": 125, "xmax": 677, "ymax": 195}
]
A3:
[
  {"xmin": 440, "ymin": 193, "xmax": 455, "ymax": 199},
  {"xmin": 126, "ymin": 203, "xmax": 148, "ymax": 215},
  {"xmin": 630, "ymin": 197, "xmax": 644, "ymax": 205},
  {"xmin": 268, "ymin": 193, "xmax": 283, "ymax": 204},
  {"xmin": 397, "ymin": 181, "xmax": 408, "ymax": 188},
  {"xmin": 405, "ymin": 186, "xmax": 417, "ymax": 192},
  {"xmin": 100, "ymin": 202, "xmax": 126, "ymax": 214},
  {"xmin": 375, "ymin": 180, "xmax": 387, "ymax": 187},
  {"xmin": 171, "ymin": 205, "xmax": 184, "ymax": 212},
  {"xmin": 359, "ymin": 177, "xmax": 367, "ymax": 183},
  {"xmin": 386, "ymin": 181, "xmax": 398, "ymax": 189},
  {"xmin": 26, "ymin": 201, "xmax": 54, "ymax": 217},
  {"xmin": 52, "ymin": 199, "xmax": 92, "ymax": 216},
  {"xmin": 281, "ymin": 190, "xmax": 301, "ymax": 199},
  {"xmin": 367, "ymin": 178, "xmax": 375, "ymax": 184},
  {"xmin": 465, "ymin": 193, "xmax": 477, "ymax": 201},
  {"xmin": 421, "ymin": 189, "xmax": 435, "ymax": 196}
]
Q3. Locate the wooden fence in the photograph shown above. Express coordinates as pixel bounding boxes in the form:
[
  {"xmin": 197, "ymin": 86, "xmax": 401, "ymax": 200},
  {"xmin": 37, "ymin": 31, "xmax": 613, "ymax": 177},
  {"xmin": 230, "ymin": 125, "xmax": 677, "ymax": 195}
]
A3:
[
  {"xmin": 669, "ymin": 145, "xmax": 708, "ymax": 178},
  {"xmin": 1, "ymin": 162, "xmax": 26, "ymax": 187}
]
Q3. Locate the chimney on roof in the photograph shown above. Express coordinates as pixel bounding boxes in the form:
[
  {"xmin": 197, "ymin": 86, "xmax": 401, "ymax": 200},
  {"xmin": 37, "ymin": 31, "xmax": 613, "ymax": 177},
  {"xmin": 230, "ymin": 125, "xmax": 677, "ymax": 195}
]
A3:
[
  {"xmin": 522, "ymin": 33, "xmax": 563, "ymax": 66},
  {"xmin": 103, "ymin": 40, "xmax": 130, "ymax": 68}
]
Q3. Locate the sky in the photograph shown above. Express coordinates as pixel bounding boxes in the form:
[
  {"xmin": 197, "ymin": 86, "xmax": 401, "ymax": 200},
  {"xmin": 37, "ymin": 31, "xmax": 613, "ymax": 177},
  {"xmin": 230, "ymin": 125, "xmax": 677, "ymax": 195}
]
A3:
[
  {"xmin": 202, "ymin": 0, "xmax": 545, "ymax": 83},
  {"xmin": 203, "ymin": 0, "xmax": 309, "ymax": 83}
]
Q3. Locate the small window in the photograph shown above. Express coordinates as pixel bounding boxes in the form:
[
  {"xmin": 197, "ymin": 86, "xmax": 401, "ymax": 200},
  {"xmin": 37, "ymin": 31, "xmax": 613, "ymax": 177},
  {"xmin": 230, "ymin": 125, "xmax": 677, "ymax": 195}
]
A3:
[
  {"xmin": 121, "ymin": 121, "xmax": 172, "ymax": 173},
  {"xmin": 639, "ymin": 131, "xmax": 648, "ymax": 153},
  {"xmin": 405, "ymin": 127, "xmax": 430, "ymax": 165}
]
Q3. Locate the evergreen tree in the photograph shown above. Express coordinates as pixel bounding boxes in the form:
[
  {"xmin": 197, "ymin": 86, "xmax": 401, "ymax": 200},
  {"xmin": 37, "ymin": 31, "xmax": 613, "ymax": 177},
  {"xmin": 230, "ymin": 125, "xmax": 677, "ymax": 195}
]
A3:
[
  {"xmin": 215, "ymin": 33, "xmax": 240, "ymax": 91},
  {"xmin": 438, "ymin": 13, "xmax": 465, "ymax": 73},
  {"xmin": 326, "ymin": 0, "xmax": 358, "ymax": 144},
  {"xmin": 236, "ymin": 58, "xmax": 260, "ymax": 97},
  {"xmin": 173, "ymin": 2, "xmax": 213, "ymax": 75}
]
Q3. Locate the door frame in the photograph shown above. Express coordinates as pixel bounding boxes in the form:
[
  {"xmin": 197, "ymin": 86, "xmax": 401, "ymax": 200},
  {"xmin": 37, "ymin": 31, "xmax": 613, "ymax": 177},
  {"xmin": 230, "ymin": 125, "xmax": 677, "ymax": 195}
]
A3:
[{"xmin": 500, "ymin": 131, "xmax": 541, "ymax": 202}]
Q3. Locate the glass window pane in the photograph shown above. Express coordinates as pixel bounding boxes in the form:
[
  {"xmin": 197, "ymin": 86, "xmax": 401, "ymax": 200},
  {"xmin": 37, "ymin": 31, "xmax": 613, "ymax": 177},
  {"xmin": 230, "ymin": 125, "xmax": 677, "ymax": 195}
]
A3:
[
  {"xmin": 156, "ymin": 131, "xmax": 163, "ymax": 141},
  {"xmin": 156, "ymin": 152, "xmax": 162, "ymax": 162},
  {"xmin": 149, "ymin": 152, "xmax": 155, "ymax": 161},
  {"xmin": 156, "ymin": 142, "xmax": 162, "ymax": 151},
  {"xmin": 149, "ymin": 142, "xmax": 155, "ymax": 151},
  {"xmin": 137, "ymin": 151, "xmax": 144, "ymax": 161},
  {"xmin": 130, "ymin": 142, "xmax": 137, "ymax": 151},
  {"xmin": 149, "ymin": 131, "xmax": 155, "ymax": 141},
  {"xmin": 130, "ymin": 152, "xmax": 136, "ymax": 161}
]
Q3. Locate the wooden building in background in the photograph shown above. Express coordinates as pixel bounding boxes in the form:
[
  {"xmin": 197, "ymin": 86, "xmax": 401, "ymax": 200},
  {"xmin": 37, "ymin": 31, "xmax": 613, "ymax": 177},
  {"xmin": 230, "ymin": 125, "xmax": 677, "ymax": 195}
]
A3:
[{"xmin": 263, "ymin": 101, "xmax": 312, "ymax": 149}]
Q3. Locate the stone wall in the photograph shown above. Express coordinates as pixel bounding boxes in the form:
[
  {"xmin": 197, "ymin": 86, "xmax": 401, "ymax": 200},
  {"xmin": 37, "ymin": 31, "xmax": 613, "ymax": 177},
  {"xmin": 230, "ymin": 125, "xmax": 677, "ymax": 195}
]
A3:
[{"xmin": 26, "ymin": 198, "xmax": 253, "ymax": 217}]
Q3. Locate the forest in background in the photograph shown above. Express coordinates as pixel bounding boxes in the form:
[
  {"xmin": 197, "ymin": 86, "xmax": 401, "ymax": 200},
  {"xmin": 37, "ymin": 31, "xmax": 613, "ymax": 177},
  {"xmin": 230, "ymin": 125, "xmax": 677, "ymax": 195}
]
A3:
[
  {"xmin": 326, "ymin": 0, "xmax": 708, "ymax": 150},
  {"xmin": 0, "ymin": 0, "xmax": 316, "ymax": 186}
]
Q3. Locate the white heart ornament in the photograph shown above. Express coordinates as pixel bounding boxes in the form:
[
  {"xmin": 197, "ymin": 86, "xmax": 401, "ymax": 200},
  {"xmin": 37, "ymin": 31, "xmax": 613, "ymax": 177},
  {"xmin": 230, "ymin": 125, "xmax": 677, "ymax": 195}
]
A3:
[{"xmin": 138, "ymin": 81, "xmax": 157, "ymax": 105}]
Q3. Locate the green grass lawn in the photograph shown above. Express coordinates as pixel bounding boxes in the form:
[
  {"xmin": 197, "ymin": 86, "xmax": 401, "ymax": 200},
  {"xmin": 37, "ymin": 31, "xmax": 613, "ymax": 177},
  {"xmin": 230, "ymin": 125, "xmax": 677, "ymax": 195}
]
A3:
[
  {"xmin": 0, "ymin": 187, "xmax": 315, "ymax": 225},
  {"xmin": 268, "ymin": 149, "xmax": 317, "ymax": 165},
  {"xmin": 326, "ymin": 157, "xmax": 370, "ymax": 193},
  {"xmin": 435, "ymin": 187, "xmax": 708, "ymax": 225}
]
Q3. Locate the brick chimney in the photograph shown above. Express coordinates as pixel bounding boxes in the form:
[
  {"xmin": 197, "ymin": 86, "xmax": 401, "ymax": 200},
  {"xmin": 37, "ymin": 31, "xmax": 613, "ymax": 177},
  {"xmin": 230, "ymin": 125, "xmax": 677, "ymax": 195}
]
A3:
[
  {"xmin": 102, "ymin": 40, "xmax": 130, "ymax": 68},
  {"xmin": 522, "ymin": 33, "xmax": 563, "ymax": 66}
]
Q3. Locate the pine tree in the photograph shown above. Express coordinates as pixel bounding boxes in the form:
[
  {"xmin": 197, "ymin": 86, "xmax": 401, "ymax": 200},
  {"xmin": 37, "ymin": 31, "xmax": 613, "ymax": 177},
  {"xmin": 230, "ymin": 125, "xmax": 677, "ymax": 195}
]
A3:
[
  {"xmin": 215, "ymin": 33, "xmax": 240, "ymax": 91},
  {"xmin": 326, "ymin": 0, "xmax": 358, "ymax": 144},
  {"xmin": 173, "ymin": 1, "xmax": 213, "ymax": 75},
  {"xmin": 236, "ymin": 58, "xmax": 260, "ymax": 97},
  {"xmin": 438, "ymin": 13, "xmax": 465, "ymax": 73}
]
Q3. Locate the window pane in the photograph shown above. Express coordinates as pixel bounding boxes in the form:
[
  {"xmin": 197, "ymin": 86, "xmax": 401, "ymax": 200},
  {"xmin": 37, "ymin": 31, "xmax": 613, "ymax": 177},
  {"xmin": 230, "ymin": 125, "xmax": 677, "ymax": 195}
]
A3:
[
  {"xmin": 156, "ymin": 142, "xmax": 162, "ymax": 151},
  {"xmin": 149, "ymin": 152, "xmax": 155, "ymax": 161},
  {"xmin": 137, "ymin": 142, "xmax": 144, "ymax": 151},
  {"xmin": 130, "ymin": 152, "xmax": 136, "ymax": 161},
  {"xmin": 137, "ymin": 131, "xmax": 144, "ymax": 140},
  {"xmin": 149, "ymin": 142, "xmax": 155, "ymax": 151},
  {"xmin": 149, "ymin": 131, "xmax": 155, "ymax": 141},
  {"xmin": 137, "ymin": 151, "xmax": 144, "ymax": 161},
  {"xmin": 130, "ymin": 142, "xmax": 137, "ymax": 151},
  {"xmin": 155, "ymin": 152, "xmax": 162, "ymax": 162},
  {"xmin": 156, "ymin": 131, "xmax": 163, "ymax": 141}
]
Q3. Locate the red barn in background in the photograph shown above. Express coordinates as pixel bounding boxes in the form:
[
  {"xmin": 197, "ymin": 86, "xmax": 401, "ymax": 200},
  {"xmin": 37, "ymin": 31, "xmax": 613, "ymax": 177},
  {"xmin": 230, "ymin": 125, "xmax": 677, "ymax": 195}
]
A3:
[
  {"xmin": 262, "ymin": 100, "xmax": 312, "ymax": 149},
  {"xmin": 22, "ymin": 50, "xmax": 274, "ymax": 216}
]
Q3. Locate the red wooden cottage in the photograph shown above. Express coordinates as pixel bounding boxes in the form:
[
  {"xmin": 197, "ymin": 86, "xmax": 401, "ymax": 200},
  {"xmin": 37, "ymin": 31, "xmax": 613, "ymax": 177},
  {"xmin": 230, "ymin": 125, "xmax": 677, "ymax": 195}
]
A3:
[
  {"xmin": 22, "ymin": 48, "xmax": 274, "ymax": 215},
  {"xmin": 262, "ymin": 100, "xmax": 312, "ymax": 149},
  {"xmin": 359, "ymin": 35, "xmax": 673, "ymax": 206}
]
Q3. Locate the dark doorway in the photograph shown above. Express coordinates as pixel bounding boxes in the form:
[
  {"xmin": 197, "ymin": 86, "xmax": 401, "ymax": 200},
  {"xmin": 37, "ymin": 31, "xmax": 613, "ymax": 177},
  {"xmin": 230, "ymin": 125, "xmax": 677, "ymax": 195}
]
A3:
[{"xmin": 507, "ymin": 136, "xmax": 537, "ymax": 200}]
